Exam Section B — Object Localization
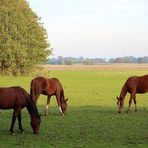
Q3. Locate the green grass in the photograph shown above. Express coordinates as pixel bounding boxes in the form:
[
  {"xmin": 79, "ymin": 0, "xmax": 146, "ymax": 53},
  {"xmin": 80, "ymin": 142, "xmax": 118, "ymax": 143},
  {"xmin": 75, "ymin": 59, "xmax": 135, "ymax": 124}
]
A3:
[{"xmin": 0, "ymin": 70, "xmax": 148, "ymax": 147}]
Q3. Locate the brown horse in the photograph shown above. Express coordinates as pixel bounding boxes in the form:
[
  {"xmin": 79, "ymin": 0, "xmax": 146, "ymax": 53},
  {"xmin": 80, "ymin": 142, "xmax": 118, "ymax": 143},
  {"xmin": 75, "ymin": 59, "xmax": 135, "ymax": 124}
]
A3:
[
  {"xmin": 0, "ymin": 86, "xmax": 41, "ymax": 134},
  {"xmin": 30, "ymin": 76, "xmax": 68, "ymax": 116},
  {"xmin": 117, "ymin": 74, "xmax": 148, "ymax": 113}
]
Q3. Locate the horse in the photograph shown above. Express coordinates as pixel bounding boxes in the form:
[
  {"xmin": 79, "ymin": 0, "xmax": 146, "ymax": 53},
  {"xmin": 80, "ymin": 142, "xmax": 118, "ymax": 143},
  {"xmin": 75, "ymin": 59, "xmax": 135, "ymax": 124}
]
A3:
[
  {"xmin": 30, "ymin": 76, "xmax": 68, "ymax": 116},
  {"xmin": 0, "ymin": 86, "xmax": 41, "ymax": 134},
  {"xmin": 117, "ymin": 74, "xmax": 148, "ymax": 113}
]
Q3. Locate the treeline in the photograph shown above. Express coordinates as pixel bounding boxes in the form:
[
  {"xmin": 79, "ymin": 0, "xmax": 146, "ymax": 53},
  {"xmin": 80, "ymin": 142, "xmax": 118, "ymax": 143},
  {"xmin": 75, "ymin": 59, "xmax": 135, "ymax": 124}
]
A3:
[{"xmin": 45, "ymin": 56, "xmax": 148, "ymax": 65}]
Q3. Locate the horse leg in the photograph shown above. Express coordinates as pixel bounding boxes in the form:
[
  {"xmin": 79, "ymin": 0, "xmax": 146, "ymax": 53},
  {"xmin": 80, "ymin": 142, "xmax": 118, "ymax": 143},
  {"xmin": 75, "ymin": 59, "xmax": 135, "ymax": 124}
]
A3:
[
  {"xmin": 126, "ymin": 93, "xmax": 133, "ymax": 113},
  {"xmin": 18, "ymin": 111, "xmax": 24, "ymax": 133},
  {"xmin": 56, "ymin": 93, "xmax": 64, "ymax": 116},
  {"xmin": 10, "ymin": 108, "xmax": 20, "ymax": 135},
  {"xmin": 45, "ymin": 95, "xmax": 51, "ymax": 116},
  {"xmin": 133, "ymin": 95, "xmax": 137, "ymax": 112}
]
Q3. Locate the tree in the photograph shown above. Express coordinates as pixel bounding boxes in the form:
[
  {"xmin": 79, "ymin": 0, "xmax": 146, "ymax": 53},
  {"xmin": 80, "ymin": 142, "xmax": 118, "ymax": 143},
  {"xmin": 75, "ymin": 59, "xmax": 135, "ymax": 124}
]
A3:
[
  {"xmin": 57, "ymin": 56, "xmax": 64, "ymax": 65},
  {"xmin": 0, "ymin": 0, "xmax": 51, "ymax": 75},
  {"xmin": 138, "ymin": 57, "xmax": 148, "ymax": 63},
  {"xmin": 65, "ymin": 57, "xmax": 73, "ymax": 65},
  {"xmin": 83, "ymin": 58, "xmax": 93, "ymax": 65}
]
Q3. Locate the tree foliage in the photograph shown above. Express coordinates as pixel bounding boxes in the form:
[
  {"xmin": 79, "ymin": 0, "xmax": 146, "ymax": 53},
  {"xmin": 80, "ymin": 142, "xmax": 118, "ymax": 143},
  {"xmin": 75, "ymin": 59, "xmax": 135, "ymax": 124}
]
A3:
[{"xmin": 0, "ymin": 0, "xmax": 51, "ymax": 75}]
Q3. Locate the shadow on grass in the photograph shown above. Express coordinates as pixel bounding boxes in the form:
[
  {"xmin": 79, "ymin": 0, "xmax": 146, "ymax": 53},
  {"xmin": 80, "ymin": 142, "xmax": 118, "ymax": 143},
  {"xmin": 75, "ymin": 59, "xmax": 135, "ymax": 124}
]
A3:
[
  {"xmin": 38, "ymin": 105, "xmax": 148, "ymax": 147},
  {"xmin": 0, "ymin": 106, "xmax": 147, "ymax": 147}
]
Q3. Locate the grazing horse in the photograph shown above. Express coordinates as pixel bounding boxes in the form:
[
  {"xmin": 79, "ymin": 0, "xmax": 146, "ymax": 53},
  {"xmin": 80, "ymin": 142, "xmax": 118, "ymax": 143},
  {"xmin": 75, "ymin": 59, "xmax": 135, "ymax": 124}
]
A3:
[
  {"xmin": 30, "ymin": 77, "xmax": 68, "ymax": 116},
  {"xmin": 0, "ymin": 86, "xmax": 41, "ymax": 134},
  {"xmin": 117, "ymin": 74, "xmax": 148, "ymax": 113}
]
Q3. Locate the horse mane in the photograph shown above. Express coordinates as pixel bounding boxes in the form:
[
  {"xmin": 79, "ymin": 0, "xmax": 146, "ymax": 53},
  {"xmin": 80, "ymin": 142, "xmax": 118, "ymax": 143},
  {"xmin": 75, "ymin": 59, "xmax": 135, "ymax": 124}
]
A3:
[
  {"xmin": 26, "ymin": 98, "xmax": 40, "ymax": 118},
  {"xmin": 119, "ymin": 83, "xmax": 128, "ymax": 101},
  {"xmin": 16, "ymin": 87, "xmax": 39, "ymax": 111},
  {"xmin": 50, "ymin": 78, "xmax": 66, "ymax": 103},
  {"xmin": 60, "ymin": 89, "xmax": 65, "ymax": 103}
]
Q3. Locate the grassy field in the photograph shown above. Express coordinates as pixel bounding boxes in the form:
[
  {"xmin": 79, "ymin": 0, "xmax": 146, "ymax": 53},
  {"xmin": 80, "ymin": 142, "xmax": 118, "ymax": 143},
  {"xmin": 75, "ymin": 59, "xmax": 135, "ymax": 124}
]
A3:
[{"xmin": 0, "ymin": 67, "xmax": 148, "ymax": 147}]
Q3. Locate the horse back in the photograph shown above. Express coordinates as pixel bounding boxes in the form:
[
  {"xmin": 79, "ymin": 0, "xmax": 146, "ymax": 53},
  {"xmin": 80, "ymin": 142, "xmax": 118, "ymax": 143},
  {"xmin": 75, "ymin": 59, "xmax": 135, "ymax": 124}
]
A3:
[
  {"xmin": 0, "ymin": 86, "xmax": 29, "ymax": 109},
  {"xmin": 126, "ymin": 75, "xmax": 148, "ymax": 93},
  {"xmin": 30, "ymin": 76, "xmax": 64, "ymax": 99},
  {"xmin": 137, "ymin": 75, "xmax": 148, "ymax": 93},
  {"xmin": 46, "ymin": 78, "xmax": 63, "ymax": 94}
]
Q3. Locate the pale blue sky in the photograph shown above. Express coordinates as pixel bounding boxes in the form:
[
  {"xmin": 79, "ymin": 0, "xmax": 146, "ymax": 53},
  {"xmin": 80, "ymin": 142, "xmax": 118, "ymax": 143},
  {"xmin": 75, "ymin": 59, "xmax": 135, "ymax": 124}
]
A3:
[{"xmin": 27, "ymin": 0, "xmax": 148, "ymax": 58}]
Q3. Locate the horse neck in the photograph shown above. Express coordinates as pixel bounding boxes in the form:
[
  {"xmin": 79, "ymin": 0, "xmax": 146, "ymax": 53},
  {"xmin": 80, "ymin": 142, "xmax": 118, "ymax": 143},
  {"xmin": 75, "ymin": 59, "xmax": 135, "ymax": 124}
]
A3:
[
  {"xmin": 120, "ymin": 85, "xmax": 127, "ymax": 102},
  {"xmin": 26, "ymin": 100, "xmax": 39, "ymax": 118}
]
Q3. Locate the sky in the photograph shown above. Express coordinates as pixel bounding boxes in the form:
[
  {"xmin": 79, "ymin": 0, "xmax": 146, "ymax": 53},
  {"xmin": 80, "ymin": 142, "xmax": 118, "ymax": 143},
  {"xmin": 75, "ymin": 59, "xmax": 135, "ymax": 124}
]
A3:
[{"xmin": 27, "ymin": 0, "xmax": 148, "ymax": 59}]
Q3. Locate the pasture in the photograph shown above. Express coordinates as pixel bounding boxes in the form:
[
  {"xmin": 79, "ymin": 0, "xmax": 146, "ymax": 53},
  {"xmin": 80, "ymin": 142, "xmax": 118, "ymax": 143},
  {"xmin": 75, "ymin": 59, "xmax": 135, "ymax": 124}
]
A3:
[{"xmin": 0, "ymin": 65, "xmax": 148, "ymax": 147}]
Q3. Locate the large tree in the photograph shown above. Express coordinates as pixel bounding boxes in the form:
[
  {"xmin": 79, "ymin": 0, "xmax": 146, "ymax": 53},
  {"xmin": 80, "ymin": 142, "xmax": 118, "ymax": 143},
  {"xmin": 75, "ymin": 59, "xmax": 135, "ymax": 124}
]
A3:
[{"xmin": 0, "ymin": 0, "xmax": 51, "ymax": 75}]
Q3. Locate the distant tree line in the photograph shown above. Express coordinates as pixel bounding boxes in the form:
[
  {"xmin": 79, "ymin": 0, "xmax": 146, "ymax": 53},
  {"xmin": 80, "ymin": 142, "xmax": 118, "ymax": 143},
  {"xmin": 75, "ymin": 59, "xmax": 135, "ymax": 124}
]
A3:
[{"xmin": 45, "ymin": 56, "xmax": 148, "ymax": 65}]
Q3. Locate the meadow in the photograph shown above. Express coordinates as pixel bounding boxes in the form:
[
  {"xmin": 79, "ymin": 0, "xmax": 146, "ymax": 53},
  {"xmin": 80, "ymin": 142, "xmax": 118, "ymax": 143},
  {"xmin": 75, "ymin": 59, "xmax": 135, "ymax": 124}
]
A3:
[{"xmin": 0, "ymin": 65, "xmax": 148, "ymax": 147}]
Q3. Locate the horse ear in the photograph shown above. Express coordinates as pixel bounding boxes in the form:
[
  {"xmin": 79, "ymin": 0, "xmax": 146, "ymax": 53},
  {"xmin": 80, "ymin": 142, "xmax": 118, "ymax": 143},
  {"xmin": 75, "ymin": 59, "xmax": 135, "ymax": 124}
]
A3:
[{"xmin": 65, "ymin": 98, "xmax": 68, "ymax": 102}]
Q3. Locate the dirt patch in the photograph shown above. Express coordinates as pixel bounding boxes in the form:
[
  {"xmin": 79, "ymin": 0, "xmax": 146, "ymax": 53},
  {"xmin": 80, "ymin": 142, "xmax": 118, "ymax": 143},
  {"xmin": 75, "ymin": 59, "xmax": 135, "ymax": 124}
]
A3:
[{"xmin": 42, "ymin": 64, "xmax": 148, "ymax": 71}]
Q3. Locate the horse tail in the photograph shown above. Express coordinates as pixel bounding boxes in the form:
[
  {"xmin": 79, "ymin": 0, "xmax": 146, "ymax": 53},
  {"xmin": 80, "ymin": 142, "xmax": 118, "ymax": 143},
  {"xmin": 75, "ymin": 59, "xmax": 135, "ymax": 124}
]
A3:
[{"xmin": 30, "ymin": 79, "xmax": 36, "ymax": 101}]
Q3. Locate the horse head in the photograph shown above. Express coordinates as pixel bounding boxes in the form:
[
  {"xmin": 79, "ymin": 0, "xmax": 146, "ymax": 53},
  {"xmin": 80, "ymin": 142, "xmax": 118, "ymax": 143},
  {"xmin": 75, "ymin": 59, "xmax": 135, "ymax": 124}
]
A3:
[
  {"xmin": 30, "ymin": 115, "xmax": 41, "ymax": 134},
  {"xmin": 116, "ymin": 96, "xmax": 124, "ymax": 113},
  {"xmin": 61, "ymin": 98, "xmax": 68, "ymax": 114}
]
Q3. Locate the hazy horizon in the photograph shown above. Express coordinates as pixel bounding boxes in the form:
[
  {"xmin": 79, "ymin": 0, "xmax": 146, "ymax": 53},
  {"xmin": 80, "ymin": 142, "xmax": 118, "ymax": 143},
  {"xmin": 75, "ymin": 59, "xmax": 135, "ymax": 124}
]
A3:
[{"xmin": 28, "ymin": 0, "xmax": 148, "ymax": 58}]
